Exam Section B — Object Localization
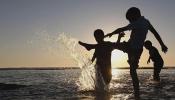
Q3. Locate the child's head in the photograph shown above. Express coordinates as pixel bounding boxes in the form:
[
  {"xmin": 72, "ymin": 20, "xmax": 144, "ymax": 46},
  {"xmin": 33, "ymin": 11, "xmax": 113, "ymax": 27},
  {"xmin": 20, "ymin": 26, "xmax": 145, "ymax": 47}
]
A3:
[
  {"xmin": 126, "ymin": 7, "xmax": 141, "ymax": 22},
  {"xmin": 144, "ymin": 40, "xmax": 152, "ymax": 49},
  {"xmin": 94, "ymin": 29, "xmax": 104, "ymax": 43}
]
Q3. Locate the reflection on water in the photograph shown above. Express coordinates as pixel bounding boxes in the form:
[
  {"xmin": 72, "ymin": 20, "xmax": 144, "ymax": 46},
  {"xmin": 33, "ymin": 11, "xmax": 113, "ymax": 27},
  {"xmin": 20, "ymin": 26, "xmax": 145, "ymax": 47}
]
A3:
[
  {"xmin": 0, "ymin": 69, "xmax": 175, "ymax": 100},
  {"xmin": 112, "ymin": 68, "xmax": 121, "ymax": 76}
]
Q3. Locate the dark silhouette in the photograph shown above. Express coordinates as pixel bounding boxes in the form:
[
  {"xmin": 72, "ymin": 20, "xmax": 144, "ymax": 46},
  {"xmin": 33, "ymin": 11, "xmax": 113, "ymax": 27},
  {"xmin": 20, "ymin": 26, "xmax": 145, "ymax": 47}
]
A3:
[
  {"xmin": 79, "ymin": 29, "xmax": 124, "ymax": 87},
  {"xmin": 144, "ymin": 40, "xmax": 164, "ymax": 81},
  {"xmin": 105, "ymin": 7, "xmax": 168, "ymax": 98}
]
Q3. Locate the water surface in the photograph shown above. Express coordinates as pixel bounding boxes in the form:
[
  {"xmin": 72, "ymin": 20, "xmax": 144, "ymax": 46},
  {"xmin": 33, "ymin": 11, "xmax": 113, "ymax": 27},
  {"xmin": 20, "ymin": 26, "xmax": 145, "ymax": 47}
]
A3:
[{"xmin": 0, "ymin": 69, "xmax": 175, "ymax": 100}]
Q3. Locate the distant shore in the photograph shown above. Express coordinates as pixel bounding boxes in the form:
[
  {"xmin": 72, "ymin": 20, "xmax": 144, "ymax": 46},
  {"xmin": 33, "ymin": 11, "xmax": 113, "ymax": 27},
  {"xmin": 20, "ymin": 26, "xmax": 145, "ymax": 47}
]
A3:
[{"xmin": 0, "ymin": 66, "xmax": 174, "ymax": 70}]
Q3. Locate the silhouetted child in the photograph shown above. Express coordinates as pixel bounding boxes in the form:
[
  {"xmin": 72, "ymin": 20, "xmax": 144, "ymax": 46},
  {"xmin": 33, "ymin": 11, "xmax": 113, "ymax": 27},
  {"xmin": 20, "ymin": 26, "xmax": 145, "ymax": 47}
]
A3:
[
  {"xmin": 105, "ymin": 7, "xmax": 168, "ymax": 97},
  {"xmin": 79, "ymin": 29, "xmax": 124, "ymax": 88},
  {"xmin": 144, "ymin": 40, "xmax": 164, "ymax": 81}
]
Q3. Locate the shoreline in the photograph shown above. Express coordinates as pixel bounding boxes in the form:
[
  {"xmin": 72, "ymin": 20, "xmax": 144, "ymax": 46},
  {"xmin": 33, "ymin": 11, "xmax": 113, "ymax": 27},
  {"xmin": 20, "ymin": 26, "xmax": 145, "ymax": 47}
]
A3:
[{"xmin": 0, "ymin": 66, "xmax": 174, "ymax": 70}]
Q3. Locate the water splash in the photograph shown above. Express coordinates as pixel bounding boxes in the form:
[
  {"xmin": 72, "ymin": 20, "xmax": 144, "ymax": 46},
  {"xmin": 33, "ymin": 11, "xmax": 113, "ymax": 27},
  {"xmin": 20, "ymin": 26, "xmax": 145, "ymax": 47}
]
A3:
[
  {"xmin": 30, "ymin": 31, "xmax": 107, "ymax": 91},
  {"xmin": 57, "ymin": 33, "xmax": 108, "ymax": 91},
  {"xmin": 57, "ymin": 33, "xmax": 97, "ymax": 90}
]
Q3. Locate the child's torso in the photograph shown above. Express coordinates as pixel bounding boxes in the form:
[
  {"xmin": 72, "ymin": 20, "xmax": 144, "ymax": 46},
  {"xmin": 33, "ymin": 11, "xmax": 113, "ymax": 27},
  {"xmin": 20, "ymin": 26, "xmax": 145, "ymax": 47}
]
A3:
[
  {"xmin": 95, "ymin": 42, "xmax": 114, "ymax": 67},
  {"xmin": 149, "ymin": 47, "xmax": 163, "ymax": 63},
  {"xmin": 129, "ymin": 16, "xmax": 150, "ymax": 49}
]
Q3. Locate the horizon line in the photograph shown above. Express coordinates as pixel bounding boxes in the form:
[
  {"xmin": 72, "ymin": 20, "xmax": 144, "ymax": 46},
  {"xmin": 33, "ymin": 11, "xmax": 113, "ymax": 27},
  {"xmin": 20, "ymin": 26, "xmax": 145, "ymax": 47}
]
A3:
[{"xmin": 0, "ymin": 66, "xmax": 174, "ymax": 70}]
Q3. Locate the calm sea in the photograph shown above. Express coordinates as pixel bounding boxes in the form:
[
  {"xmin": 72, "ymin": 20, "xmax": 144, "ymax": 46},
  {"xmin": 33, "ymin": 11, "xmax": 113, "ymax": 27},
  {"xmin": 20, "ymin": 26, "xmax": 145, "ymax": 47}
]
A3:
[{"xmin": 0, "ymin": 68, "xmax": 175, "ymax": 100}]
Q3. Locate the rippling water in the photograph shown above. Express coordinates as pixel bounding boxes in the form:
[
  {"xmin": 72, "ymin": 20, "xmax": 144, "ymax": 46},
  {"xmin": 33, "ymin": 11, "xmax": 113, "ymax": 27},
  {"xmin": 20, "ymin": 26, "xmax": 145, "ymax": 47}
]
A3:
[{"xmin": 0, "ymin": 68, "xmax": 175, "ymax": 100}]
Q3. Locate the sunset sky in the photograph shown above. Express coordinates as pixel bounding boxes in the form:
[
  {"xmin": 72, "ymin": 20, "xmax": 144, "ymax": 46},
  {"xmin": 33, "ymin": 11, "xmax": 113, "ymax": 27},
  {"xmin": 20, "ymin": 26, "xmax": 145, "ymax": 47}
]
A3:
[{"xmin": 0, "ymin": 0, "xmax": 175, "ymax": 68}]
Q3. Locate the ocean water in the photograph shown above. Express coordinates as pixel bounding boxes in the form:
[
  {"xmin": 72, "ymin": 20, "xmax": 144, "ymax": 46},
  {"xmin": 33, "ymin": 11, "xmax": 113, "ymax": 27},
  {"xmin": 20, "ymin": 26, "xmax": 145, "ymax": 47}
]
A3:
[{"xmin": 0, "ymin": 69, "xmax": 175, "ymax": 100}]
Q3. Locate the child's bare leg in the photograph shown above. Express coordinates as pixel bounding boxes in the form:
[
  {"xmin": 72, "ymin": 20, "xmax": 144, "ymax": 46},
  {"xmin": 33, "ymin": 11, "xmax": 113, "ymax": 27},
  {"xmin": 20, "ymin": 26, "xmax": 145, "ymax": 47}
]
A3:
[
  {"xmin": 129, "ymin": 60, "xmax": 140, "ymax": 98},
  {"xmin": 128, "ymin": 49, "xmax": 142, "ymax": 98},
  {"xmin": 153, "ymin": 66, "xmax": 162, "ymax": 81},
  {"xmin": 130, "ymin": 68, "xmax": 139, "ymax": 92},
  {"xmin": 153, "ymin": 69, "xmax": 159, "ymax": 81},
  {"xmin": 127, "ymin": 58, "xmax": 139, "ymax": 98}
]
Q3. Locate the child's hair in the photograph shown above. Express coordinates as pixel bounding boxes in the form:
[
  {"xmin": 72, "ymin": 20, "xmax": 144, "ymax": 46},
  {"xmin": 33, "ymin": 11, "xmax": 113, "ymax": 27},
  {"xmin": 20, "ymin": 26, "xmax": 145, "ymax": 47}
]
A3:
[
  {"xmin": 144, "ymin": 40, "xmax": 152, "ymax": 47},
  {"xmin": 94, "ymin": 29, "xmax": 104, "ymax": 39},
  {"xmin": 126, "ymin": 7, "xmax": 141, "ymax": 22}
]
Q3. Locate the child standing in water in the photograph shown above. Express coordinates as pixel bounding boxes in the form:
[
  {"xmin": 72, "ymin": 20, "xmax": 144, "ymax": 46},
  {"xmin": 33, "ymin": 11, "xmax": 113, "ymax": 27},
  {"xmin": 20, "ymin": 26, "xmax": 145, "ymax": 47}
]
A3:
[
  {"xmin": 144, "ymin": 40, "xmax": 164, "ymax": 81},
  {"xmin": 79, "ymin": 29, "xmax": 124, "ymax": 91},
  {"xmin": 105, "ymin": 7, "xmax": 168, "ymax": 97}
]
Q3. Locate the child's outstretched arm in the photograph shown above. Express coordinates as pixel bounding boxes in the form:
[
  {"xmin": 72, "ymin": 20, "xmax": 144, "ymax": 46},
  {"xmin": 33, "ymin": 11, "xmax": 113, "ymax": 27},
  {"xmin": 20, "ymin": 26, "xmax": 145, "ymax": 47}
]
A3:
[
  {"xmin": 105, "ymin": 26, "xmax": 129, "ymax": 38},
  {"xmin": 147, "ymin": 56, "xmax": 151, "ymax": 64},
  {"xmin": 91, "ymin": 52, "xmax": 96, "ymax": 63},
  {"xmin": 149, "ymin": 23, "xmax": 168, "ymax": 53},
  {"xmin": 117, "ymin": 32, "xmax": 125, "ymax": 43},
  {"xmin": 78, "ymin": 41, "xmax": 96, "ymax": 51}
]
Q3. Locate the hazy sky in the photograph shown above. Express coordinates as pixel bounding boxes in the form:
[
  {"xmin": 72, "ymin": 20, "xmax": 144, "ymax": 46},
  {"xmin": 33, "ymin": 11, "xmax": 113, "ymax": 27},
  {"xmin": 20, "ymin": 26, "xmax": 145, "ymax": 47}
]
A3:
[{"xmin": 0, "ymin": 0, "xmax": 175, "ymax": 67}]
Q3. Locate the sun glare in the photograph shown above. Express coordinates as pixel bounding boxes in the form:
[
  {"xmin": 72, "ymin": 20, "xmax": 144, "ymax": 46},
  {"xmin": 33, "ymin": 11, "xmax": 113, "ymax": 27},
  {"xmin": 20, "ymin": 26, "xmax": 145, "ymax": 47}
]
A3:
[
  {"xmin": 111, "ymin": 68, "xmax": 121, "ymax": 76},
  {"xmin": 111, "ymin": 50, "xmax": 127, "ymax": 68}
]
